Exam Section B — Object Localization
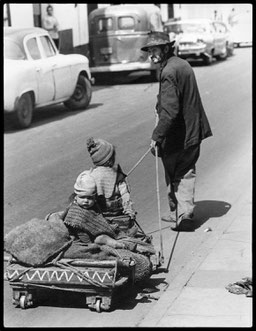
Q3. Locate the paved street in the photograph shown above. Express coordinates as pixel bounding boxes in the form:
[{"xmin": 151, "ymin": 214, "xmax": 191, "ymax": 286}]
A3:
[{"xmin": 4, "ymin": 47, "xmax": 252, "ymax": 327}]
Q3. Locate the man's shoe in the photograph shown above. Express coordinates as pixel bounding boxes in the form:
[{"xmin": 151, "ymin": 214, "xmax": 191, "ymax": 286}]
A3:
[
  {"xmin": 171, "ymin": 215, "xmax": 194, "ymax": 232},
  {"xmin": 180, "ymin": 213, "xmax": 194, "ymax": 220},
  {"xmin": 161, "ymin": 215, "xmax": 176, "ymax": 223}
]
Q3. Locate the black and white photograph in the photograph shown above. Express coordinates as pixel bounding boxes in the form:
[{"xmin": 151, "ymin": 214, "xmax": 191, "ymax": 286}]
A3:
[{"xmin": 3, "ymin": 2, "xmax": 252, "ymax": 327}]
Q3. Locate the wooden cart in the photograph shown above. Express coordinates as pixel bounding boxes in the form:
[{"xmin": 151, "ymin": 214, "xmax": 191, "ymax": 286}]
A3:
[{"xmin": 4, "ymin": 256, "xmax": 135, "ymax": 312}]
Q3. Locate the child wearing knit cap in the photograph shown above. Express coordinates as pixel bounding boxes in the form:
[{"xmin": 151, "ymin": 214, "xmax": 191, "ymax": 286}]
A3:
[
  {"xmin": 63, "ymin": 170, "xmax": 132, "ymax": 251},
  {"xmin": 86, "ymin": 137, "xmax": 137, "ymax": 236}
]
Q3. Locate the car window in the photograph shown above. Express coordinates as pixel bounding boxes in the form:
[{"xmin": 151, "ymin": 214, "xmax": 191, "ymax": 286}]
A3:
[
  {"xmin": 39, "ymin": 36, "xmax": 56, "ymax": 57},
  {"xmin": 4, "ymin": 39, "xmax": 26, "ymax": 60},
  {"xmin": 26, "ymin": 37, "xmax": 41, "ymax": 60},
  {"xmin": 98, "ymin": 17, "xmax": 113, "ymax": 32},
  {"xmin": 118, "ymin": 16, "xmax": 135, "ymax": 30}
]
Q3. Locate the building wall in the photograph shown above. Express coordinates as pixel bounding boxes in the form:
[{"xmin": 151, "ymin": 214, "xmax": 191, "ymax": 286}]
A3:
[
  {"xmin": 173, "ymin": 3, "xmax": 252, "ymax": 24},
  {"xmin": 5, "ymin": 3, "xmax": 90, "ymax": 56},
  {"xmin": 9, "ymin": 3, "xmax": 34, "ymax": 27},
  {"xmin": 40, "ymin": 4, "xmax": 89, "ymax": 46}
]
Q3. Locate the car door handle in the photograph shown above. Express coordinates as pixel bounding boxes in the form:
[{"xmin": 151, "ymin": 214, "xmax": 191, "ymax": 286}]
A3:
[{"xmin": 35, "ymin": 67, "xmax": 41, "ymax": 72}]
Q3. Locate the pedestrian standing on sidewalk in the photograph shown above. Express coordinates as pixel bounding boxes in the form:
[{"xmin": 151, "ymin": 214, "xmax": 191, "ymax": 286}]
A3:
[
  {"xmin": 141, "ymin": 31, "xmax": 213, "ymax": 231},
  {"xmin": 42, "ymin": 4, "xmax": 59, "ymax": 49}
]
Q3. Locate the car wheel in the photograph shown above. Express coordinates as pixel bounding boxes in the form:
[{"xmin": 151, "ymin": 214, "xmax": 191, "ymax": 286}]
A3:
[
  {"xmin": 13, "ymin": 93, "xmax": 33, "ymax": 129},
  {"xmin": 227, "ymin": 46, "xmax": 234, "ymax": 56},
  {"xmin": 216, "ymin": 46, "xmax": 228, "ymax": 61},
  {"xmin": 64, "ymin": 75, "xmax": 92, "ymax": 110},
  {"xmin": 203, "ymin": 52, "xmax": 213, "ymax": 65}
]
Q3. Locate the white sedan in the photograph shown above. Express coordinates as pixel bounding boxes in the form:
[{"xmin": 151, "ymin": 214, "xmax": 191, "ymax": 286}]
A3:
[{"xmin": 4, "ymin": 27, "xmax": 93, "ymax": 129}]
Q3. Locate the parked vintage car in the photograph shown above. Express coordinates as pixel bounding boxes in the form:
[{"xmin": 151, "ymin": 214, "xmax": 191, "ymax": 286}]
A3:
[
  {"xmin": 4, "ymin": 27, "xmax": 93, "ymax": 129},
  {"xmin": 213, "ymin": 20, "xmax": 234, "ymax": 56},
  {"xmin": 164, "ymin": 18, "xmax": 228, "ymax": 65},
  {"xmin": 88, "ymin": 4, "xmax": 163, "ymax": 80}
]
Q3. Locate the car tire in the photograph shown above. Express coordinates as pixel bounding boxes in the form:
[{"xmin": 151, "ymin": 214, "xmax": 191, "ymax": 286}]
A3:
[
  {"xmin": 13, "ymin": 93, "xmax": 33, "ymax": 129},
  {"xmin": 216, "ymin": 46, "xmax": 228, "ymax": 61},
  {"xmin": 203, "ymin": 52, "xmax": 213, "ymax": 65},
  {"xmin": 227, "ymin": 45, "xmax": 234, "ymax": 56},
  {"xmin": 64, "ymin": 75, "xmax": 92, "ymax": 111}
]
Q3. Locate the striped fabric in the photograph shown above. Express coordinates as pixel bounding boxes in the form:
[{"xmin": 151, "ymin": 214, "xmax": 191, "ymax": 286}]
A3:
[
  {"xmin": 63, "ymin": 203, "xmax": 117, "ymax": 239},
  {"xmin": 90, "ymin": 166, "xmax": 118, "ymax": 198}
]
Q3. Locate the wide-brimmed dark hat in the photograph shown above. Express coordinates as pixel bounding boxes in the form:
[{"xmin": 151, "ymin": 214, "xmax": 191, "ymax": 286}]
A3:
[{"xmin": 141, "ymin": 31, "xmax": 175, "ymax": 51}]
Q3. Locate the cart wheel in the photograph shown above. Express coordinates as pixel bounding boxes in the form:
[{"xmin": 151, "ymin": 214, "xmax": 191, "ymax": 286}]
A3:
[
  {"xmin": 19, "ymin": 295, "xmax": 27, "ymax": 309},
  {"xmin": 95, "ymin": 299, "xmax": 101, "ymax": 313}
]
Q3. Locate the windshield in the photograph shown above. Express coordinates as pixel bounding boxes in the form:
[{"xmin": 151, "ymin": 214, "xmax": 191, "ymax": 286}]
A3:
[
  {"xmin": 4, "ymin": 39, "xmax": 26, "ymax": 60},
  {"xmin": 165, "ymin": 23, "xmax": 207, "ymax": 34},
  {"xmin": 98, "ymin": 17, "xmax": 113, "ymax": 32}
]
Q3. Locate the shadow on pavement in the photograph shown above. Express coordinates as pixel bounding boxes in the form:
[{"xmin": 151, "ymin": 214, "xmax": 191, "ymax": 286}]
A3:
[
  {"xmin": 193, "ymin": 200, "xmax": 232, "ymax": 230},
  {"xmin": 92, "ymin": 71, "xmax": 157, "ymax": 86},
  {"xmin": 4, "ymin": 102, "xmax": 103, "ymax": 133},
  {"xmin": 27, "ymin": 275, "xmax": 168, "ymax": 312}
]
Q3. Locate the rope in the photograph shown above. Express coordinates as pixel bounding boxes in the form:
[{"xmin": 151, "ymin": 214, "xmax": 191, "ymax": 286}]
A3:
[
  {"xmin": 125, "ymin": 146, "xmax": 165, "ymax": 265},
  {"xmin": 126, "ymin": 147, "xmax": 151, "ymax": 177}
]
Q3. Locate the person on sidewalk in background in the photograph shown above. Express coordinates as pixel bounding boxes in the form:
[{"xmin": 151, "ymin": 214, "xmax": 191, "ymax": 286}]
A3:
[
  {"xmin": 141, "ymin": 31, "xmax": 212, "ymax": 231},
  {"xmin": 228, "ymin": 8, "xmax": 237, "ymax": 27},
  {"xmin": 42, "ymin": 4, "xmax": 59, "ymax": 49}
]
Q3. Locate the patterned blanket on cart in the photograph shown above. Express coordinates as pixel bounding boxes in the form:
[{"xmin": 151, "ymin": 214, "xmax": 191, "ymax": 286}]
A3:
[{"xmin": 5, "ymin": 262, "xmax": 116, "ymax": 287}]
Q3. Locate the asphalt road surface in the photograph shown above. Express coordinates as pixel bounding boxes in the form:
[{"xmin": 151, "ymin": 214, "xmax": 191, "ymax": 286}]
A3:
[{"xmin": 3, "ymin": 47, "xmax": 252, "ymax": 327}]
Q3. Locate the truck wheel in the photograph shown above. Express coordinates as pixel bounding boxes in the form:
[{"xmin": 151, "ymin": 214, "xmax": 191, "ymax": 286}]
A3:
[
  {"xmin": 13, "ymin": 93, "xmax": 33, "ymax": 129},
  {"xmin": 64, "ymin": 75, "xmax": 92, "ymax": 110}
]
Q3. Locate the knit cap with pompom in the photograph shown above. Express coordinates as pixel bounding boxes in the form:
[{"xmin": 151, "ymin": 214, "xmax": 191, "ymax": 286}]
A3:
[{"xmin": 87, "ymin": 137, "xmax": 114, "ymax": 166}]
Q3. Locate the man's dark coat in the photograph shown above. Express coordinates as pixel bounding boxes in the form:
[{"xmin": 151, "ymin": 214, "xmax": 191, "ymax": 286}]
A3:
[{"xmin": 152, "ymin": 55, "xmax": 212, "ymax": 152}]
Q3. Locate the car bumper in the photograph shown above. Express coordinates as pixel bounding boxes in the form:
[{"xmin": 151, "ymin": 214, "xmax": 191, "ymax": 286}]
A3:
[
  {"xmin": 4, "ymin": 95, "xmax": 16, "ymax": 112},
  {"xmin": 178, "ymin": 44, "xmax": 209, "ymax": 58},
  {"xmin": 90, "ymin": 62, "xmax": 154, "ymax": 73}
]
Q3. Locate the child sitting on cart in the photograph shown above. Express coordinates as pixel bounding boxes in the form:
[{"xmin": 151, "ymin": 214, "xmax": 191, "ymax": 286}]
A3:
[
  {"xmin": 62, "ymin": 170, "xmax": 137, "ymax": 257},
  {"xmin": 86, "ymin": 137, "xmax": 140, "ymax": 238}
]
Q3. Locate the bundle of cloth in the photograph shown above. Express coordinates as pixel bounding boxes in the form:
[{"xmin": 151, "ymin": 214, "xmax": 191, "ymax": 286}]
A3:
[
  {"xmin": 4, "ymin": 211, "xmax": 155, "ymax": 283},
  {"xmin": 4, "ymin": 216, "xmax": 72, "ymax": 267}
]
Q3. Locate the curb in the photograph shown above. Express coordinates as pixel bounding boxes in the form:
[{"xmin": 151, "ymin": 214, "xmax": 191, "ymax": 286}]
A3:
[{"xmin": 137, "ymin": 189, "xmax": 251, "ymax": 327}]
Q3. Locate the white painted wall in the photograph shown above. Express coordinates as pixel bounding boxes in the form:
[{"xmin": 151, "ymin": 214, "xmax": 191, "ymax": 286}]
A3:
[
  {"xmin": 160, "ymin": 4, "xmax": 168, "ymax": 22},
  {"xmin": 9, "ymin": 3, "xmax": 34, "ymax": 27},
  {"xmin": 41, "ymin": 4, "xmax": 89, "ymax": 46},
  {"xmin": 173, "ymin": 3, "xmax": 252, "ymax": 24}
]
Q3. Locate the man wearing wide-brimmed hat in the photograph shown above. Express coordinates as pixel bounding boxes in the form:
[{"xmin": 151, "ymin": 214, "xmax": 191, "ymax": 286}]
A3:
[{"xmin": 141, "ymin": 31, "xmax": 213, "ymax": 231}]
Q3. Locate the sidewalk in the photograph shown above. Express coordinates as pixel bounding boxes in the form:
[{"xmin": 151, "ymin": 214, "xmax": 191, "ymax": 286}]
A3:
[{"xmin": 138, "ymin": 190, "xmax": 252, "ymax": 327}]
